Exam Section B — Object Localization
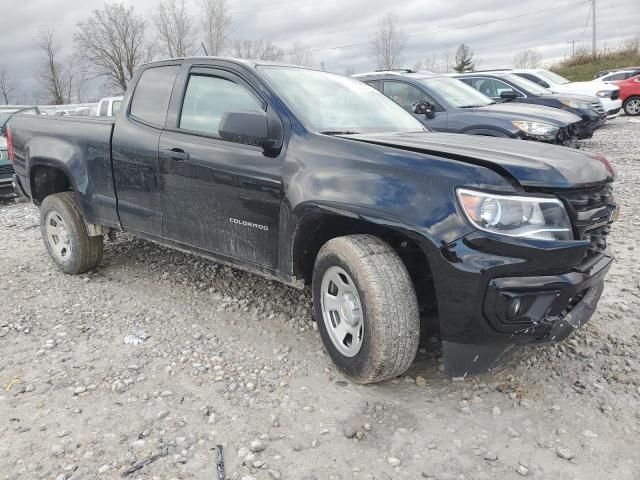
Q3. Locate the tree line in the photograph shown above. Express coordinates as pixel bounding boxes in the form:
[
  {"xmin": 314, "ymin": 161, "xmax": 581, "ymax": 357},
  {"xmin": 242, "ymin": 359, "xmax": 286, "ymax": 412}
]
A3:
[{"xmin": 0, "ymin": 3, "xmax": 545, "ymax": 105}]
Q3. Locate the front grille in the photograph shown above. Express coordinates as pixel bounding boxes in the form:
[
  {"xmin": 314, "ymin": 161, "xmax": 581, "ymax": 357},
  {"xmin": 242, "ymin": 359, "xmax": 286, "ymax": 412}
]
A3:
[
  {"xmin": 611, "ymin": 90, "xmax": 620, "ymax": 100},
  {"xmin": 590, "ymin": 101, "xmax": 605, "ymax": 114},
  {"xmin": 0, "ymin": 163, "xmax": 14, "ymax": 177},
  {"xmin": 556, "ymin": 183, "xmax": 616, "ymax": 261}
]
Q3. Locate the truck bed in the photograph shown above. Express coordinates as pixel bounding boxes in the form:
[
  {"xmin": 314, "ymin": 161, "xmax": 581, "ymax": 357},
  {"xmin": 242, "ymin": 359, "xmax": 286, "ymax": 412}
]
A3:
[{"xmin": 10, "ymin": 113, "xmax": 120, "ymax": 228}]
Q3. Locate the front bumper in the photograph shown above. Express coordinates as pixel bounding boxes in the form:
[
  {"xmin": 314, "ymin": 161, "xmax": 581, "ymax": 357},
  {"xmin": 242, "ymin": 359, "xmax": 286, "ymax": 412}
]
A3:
[
  {"xmin": 600, "ymin": 98, "xmax": 622, "ymax": 118},
  {"xmin": 577, "ymin": 112, "xmax": 607, "ymax": 139},
  {"xmin": 428, "ymin": 231, "xmax": 613, "ymax": 377}
]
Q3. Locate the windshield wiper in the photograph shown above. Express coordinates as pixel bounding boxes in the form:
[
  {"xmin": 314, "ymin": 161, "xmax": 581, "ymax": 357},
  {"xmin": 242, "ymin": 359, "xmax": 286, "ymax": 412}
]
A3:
[
  {"xmin": 458, "ymin": 104, "xmax": 485, "ymax": 108},
  {"xmin": 320, "ymin": 130, "xmax": 359, "ymax": 135}
]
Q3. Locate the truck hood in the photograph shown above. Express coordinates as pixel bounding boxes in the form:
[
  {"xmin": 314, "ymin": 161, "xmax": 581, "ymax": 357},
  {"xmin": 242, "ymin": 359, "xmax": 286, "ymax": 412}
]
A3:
[
  {"xmin": 551, "ymin": 80, "xmax": 620, "ymax": 96},
  {"xmin": 339, "ymin": 131, "xmax": 613, "ymax": 189},
  {"xmin": 475, "ymin": 103, "xmax": 582, "ymax": 125}
]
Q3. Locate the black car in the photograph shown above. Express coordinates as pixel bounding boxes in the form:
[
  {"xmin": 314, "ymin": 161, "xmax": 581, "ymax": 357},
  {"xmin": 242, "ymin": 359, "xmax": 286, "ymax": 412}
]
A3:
[
  {"xmin": 355, "ymin": 71, "xmax": 583, "ymax": 147},
  {"xmin": 9, "ymin": 58, "xmax": 617, "ymax": 381},
  {"xmin": 454, "ymin": 72, "xmax": 606, "ymax": 139}
]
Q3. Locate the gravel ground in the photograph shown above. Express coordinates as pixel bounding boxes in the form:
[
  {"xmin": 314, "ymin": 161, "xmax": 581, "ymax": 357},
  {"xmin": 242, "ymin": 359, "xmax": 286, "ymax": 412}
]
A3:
[{"xmin": 1, "ymin": 117, "xmax": 639, "ymax": 480}]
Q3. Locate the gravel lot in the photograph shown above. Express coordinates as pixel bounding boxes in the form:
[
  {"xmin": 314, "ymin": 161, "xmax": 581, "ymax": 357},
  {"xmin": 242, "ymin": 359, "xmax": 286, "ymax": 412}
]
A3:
[{"xmin": 1, "ymin": 117, "xmax": 639, "ymax": 480}]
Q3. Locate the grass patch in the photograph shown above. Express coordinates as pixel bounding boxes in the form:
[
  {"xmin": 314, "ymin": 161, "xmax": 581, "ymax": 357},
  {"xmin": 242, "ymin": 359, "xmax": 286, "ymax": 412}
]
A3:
[{"xmin": 551, "ymin": 37, "xmax": 640, "ymax": 81}]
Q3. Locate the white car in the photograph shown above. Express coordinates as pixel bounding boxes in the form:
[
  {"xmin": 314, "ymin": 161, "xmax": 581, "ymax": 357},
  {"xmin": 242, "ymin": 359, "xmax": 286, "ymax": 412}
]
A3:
[
  {"xmin": 507, "ymin": 69, "xmax": 623, "ymax": 118},
  {"xmin": 595, "ymin": 69, "xmax": 640, "ymax": 82},
  {"xmin": 96, "ymin": 96, "xmax": 123, "ymax": 117}
]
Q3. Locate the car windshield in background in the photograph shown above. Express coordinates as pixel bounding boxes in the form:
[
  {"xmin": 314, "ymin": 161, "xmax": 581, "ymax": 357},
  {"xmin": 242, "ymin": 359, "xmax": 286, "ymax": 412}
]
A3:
[
  {"xmin": 537, "ymin": 70, "xmax": 570, "ymax": 85},
  {"xmin": 502, "ymin": 74, "xmax": 552, "ymax": 95},
  {"xmin": 420, "ymin": 77, "xmax": 494, "ymax": 108},
  {"xmin": 259, "ymin": 66, "xmax": 425, "ymax": 134}
]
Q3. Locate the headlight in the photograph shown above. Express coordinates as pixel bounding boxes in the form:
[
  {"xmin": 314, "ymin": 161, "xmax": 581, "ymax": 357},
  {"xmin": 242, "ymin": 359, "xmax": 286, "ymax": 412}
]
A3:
[
  {"xmin": 559, "ymin": 99, "xmax": 590, "ymax": 109},
  {"xmin": 512, "ymin": 120, "xmax": 559, "ymax": 140},
  {"xmin": 456, "ymin": 189, "xmax": 573, "ymax": 241},
  {"xmin": 596, "ymin": 90, "xmax": 612, "ymax": 98},
  {"xmin": 0, "ymin": 136, "xmax": 6, "ymax": 149}
]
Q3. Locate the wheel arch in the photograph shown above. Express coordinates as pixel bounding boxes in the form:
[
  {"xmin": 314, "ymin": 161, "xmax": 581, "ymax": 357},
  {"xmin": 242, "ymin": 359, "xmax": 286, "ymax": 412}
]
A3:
[
  {"xmin": 288, "ymin": 203, "xmax": 439, "ymax": 314},
  {"xmin": 28, "ymin": 159, "xmax": 77, "ymax": 205}
]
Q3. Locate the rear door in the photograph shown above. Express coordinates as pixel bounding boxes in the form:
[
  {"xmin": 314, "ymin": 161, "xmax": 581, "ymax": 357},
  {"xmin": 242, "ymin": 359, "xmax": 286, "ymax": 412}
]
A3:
[
  {"xmin": 381, "ymin": 80, "xmax": 448, "ymax": 130},
  {"xmin": 112, "ymin": 63, "xmax": 180, "ymax": 237},
  {"xmin": 158, "ymin": 63, "xmax": 283, "ymax": 268}
]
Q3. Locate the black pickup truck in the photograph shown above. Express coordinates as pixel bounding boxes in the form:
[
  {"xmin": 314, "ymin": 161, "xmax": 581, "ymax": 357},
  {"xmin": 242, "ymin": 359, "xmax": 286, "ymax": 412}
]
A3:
[{"xmin": 8, "ymin": 58, "xmax": 618, "ymax": 382}]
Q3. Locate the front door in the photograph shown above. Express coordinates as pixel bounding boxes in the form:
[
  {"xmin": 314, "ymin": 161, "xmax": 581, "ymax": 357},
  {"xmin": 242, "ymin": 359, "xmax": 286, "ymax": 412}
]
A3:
[{"xmin": 158, "ymin": 67, "xmax": 283, "ymax": 268}]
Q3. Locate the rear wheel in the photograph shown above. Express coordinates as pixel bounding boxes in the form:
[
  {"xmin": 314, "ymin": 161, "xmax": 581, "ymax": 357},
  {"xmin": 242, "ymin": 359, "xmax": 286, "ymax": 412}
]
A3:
[
  {"xmin": 312, "ymin": 235, "xmax": 420, "ymax": 384},
  {"xmin": 623, "ymin": 96, "xmax": 640, "ymax": 116},
  {"xmin": 40, "ymin": 192, "xmax": 103, "ymax": 274}
]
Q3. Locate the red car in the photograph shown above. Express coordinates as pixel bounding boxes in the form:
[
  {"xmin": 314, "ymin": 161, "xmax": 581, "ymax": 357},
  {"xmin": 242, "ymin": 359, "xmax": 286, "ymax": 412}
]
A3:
[{"xmin": 613, "ymin": 75, "xmax": 640, "ymax": 116}]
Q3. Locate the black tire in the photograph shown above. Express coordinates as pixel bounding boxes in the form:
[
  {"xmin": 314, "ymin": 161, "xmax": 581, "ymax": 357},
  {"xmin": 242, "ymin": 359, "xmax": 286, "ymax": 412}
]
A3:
[
  {"xmin": 312, "ymin": 234, "xmax": 420, "ymax": 384},
  {"xmin": 40, "ymin": 192, "xmax": 103, "ymax": 274},
  {"xmin": 623, "ymin": 96, "xmax": 640, "ymax": 116}
]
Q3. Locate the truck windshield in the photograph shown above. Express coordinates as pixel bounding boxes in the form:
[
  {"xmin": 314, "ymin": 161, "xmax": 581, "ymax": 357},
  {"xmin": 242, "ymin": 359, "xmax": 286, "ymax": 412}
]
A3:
[
  {"xmin": 259, "ymin": 66, "xmax": 424, "ymax": 134},
  {"xmin": 419, "ymin": 77, "xmax": 494, "ymax": 108}
]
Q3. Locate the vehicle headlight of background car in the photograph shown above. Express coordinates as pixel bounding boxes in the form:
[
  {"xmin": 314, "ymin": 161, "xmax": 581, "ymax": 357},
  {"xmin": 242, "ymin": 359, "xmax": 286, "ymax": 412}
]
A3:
[
  {"xmin": 559, "ymin": 98, "xmax": 592, "ymax": 110},
  {"xmin": 457, "ymin": 188, "xmax": 573, "ymax": 241},
  {"xmin": 0, "ymin": 136, "xmax": 6, "ymax": 149},
  {"xmin": 511, "ymin": 120, "xmax": 558, "ymax": 141},
  {"xmin": 596, "ymin": 90, "xmax": 614, "ymax": 98}
]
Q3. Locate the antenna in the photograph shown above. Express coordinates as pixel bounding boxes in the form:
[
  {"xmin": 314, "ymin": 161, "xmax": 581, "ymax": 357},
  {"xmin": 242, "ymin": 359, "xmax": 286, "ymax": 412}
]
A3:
[{"xmin": 201, "ymin": 42, "xmax": 209, "ymax": 56}]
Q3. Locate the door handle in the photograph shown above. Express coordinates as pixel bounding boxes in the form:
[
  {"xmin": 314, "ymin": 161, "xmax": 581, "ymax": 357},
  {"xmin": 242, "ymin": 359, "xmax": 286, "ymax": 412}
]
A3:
[{"xmin": 163, "ymin": 148, "xmax": 190, "ymax": 161}]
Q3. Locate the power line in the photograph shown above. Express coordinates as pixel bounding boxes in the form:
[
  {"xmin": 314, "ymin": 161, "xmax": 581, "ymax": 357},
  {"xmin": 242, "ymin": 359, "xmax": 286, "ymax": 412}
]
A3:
[{"xmin": 284, "ymin": 0, "xmax": 590, "ymax": 55}]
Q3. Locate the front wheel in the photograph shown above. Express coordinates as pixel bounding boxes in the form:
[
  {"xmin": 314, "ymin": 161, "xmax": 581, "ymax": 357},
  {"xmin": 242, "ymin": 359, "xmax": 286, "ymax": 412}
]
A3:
[
  {"xmin": 623, "ymin": 96, "xmax": 640, "ymax": 116},
  {"xmin": 40, "ymin": 192, "xmax": 103, "ymax": 274},
  {"xmin": 312, "ymin": 235, "xmax": 420, "ymax": 384}
]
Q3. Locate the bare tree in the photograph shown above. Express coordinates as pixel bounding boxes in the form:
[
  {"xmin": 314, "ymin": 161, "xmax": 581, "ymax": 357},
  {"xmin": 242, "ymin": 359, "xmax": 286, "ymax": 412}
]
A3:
[
  {"xmin": 233, "ymin": 39, "xmax": 284, "ymax": 61},
  {"xmin": 200, "ymin": 0, "xmax": 231, "ymax": 55},
  {"xmin": 453, "ymin": 43, "xmax": 475, "ymax": 73},
  {"xmin": 289, "ymin": 41, "xmax": 313, "ymax": 67},
  {"xmin": 154, "ymin": 0, "xmax": 195, "ymax": 58},
  {"xmin": 370, "ymin": 12, "xmax": 407, "ymax": 70},
  {"xmin": 35, "ymin": 27, "xmax": 69, "ymax": 104},
  {"xmin": 75, "ymin": 3, "xmax": 151, "ymax": 93},
  {"xmin": 513, "ymin": 48, "xmax": 543, "ymax": 68},
  {"xmin": 344, "ymin": 65, "xmax": 355, "ymax": 75},
  {"xmin": 0, "ymin": 66, "xmax": 16, "ymax": 104}
]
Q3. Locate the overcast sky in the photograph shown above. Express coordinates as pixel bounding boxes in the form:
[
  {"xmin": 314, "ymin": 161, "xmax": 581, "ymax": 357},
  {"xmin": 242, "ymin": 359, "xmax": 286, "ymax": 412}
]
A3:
[{"xmin": 0, "ymin": 0, "xmax": 638, "ymax": 102}]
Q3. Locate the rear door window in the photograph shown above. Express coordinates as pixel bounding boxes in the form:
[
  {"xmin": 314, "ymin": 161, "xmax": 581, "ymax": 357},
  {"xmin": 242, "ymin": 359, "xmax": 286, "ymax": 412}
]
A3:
[
  {"xmin": 179, "ymin": 74, "xmax": 263, "ymax": 136},
  {"xmin": 130, "ymin": 66, "xmax": 180, "ymax": 127},
  {"xmin": 99, "ymin": 101, "xmax": 108, "ymax": 116}
]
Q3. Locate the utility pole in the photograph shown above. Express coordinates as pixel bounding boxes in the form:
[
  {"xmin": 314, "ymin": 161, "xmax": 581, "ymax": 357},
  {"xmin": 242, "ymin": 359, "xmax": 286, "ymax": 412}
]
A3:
[
  {"xmin": 568, "ymin": 40, "xmax": 577, "ymax": 57},
  {"xmin": 592, "ymin": 0, "xmax": 597, "ymax": 58}
]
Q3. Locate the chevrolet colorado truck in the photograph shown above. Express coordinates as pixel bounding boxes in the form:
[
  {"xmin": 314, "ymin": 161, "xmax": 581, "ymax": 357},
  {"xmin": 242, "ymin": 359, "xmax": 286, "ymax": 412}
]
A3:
[{"xmin": 8, "ymin": 58, "xmax": 618, "ymax": 382}]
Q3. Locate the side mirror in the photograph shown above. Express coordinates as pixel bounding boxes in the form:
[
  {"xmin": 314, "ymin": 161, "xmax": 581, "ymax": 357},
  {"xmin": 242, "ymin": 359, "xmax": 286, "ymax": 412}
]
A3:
[
  {"xmin": 500, "ymin": 90, "xmax": 518, "ymax": 100},
  {"xmin": 412, "ymin": 101, "xmax": 435, "ymax": 119},
  {"xmin": 219, "ymin": 109, "xmax": 283, "ymax": 150}
]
